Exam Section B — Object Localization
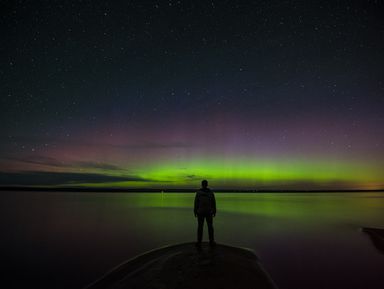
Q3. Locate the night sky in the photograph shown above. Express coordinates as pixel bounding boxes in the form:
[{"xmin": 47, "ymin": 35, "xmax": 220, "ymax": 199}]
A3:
[{"xmin": 1, "ymin": 0, "xmax": 383, "ymax": 190}]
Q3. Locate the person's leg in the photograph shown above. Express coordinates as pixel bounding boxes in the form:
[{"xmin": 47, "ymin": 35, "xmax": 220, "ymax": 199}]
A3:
[
  {"xmin": 197, "ymin": 215, "xmax": 204, "ymax": 243},
  {"xmin": 206, "ymin": 214, "xmax": 214, "ymax": 243}
]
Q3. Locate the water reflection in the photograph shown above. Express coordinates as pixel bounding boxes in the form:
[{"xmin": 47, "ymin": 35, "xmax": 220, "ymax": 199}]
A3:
[{"xmin": 1, "ymin": 192, "xmax": 383, "ymax": 289}]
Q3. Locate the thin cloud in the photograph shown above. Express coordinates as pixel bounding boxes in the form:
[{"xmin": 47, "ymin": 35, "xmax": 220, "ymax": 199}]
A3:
[
  {"xmin": 0, "ymin": 171, "xmax": 151, "ymax": 186},
  {"xmin": 74, "ymin": 161, "xmax": 123, "ymax": 171},
  {"xmin": 3, "ymin": 156, "xmax": 124, "ymax": 171},
  {"xmin": 2, "ymin": 156, "xmax": 65, "ymax": 167}
]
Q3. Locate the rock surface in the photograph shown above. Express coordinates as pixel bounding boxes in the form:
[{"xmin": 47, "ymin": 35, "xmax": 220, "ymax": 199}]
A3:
[{"xmin": 85, "ymin": 242, "xmax": 277, "ymax": 289}]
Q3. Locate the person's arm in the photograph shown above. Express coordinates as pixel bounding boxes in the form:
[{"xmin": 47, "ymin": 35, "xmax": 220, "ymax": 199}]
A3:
[
  {"xmin": 211, "ymin": 192, "xmax": 216, "ymax": 216},
  {"xmin": 194, "ymin": 193, "xmax": 198, "ymax": 217}
]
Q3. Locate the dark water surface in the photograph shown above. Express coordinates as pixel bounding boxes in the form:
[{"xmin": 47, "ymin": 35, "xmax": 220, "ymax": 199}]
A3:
[{"xmin": 1, "ymin": 192, "xmax": 383, "ymax": 289}]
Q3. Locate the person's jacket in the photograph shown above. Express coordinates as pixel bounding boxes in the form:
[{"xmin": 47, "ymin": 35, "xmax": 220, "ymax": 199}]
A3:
[{"xmin": 194, "ymin": 188, "xmax": 216, "ymax": 216}]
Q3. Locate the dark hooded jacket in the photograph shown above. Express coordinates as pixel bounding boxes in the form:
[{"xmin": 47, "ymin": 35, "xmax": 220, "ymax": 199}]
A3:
[{"xmin": 194, "ymin": 188, "xmax": 216, "ymax": 216}]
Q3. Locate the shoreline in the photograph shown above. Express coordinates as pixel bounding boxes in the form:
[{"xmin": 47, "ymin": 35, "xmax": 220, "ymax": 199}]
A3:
[{"xmin": 1, "ymin": 186, "xmax": 383, "ymax": 193}]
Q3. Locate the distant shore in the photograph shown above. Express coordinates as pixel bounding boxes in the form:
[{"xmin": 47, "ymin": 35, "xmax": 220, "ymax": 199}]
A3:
[{"xmin": 0, "ymin": 186, "xmax": 382, "ymax": 193}]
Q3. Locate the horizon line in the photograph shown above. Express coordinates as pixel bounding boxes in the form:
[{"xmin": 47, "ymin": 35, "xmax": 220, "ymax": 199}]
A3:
[{"xmin": 0, "ymin": 186, "xmax": 383, "ymax": 193}]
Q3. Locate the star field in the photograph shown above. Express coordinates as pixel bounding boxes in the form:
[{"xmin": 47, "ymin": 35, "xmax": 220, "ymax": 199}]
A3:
[{"xmin": 1, "ymin": 0, "xmax": 384, "ymax": 189}]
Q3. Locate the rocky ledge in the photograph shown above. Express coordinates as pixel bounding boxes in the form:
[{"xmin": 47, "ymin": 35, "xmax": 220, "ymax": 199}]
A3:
[{"xmin": 85, "ymin": 242, "xmax": 278, "ymax": 289}]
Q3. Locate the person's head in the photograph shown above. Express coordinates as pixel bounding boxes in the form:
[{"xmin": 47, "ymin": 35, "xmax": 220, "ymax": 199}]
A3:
[{"xmin": 201, "ymin": 179, "xmax": 208, "ymax": 188}]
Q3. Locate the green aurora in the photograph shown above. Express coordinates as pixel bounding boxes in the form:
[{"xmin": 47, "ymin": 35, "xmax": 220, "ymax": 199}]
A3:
[{"xmin": 82, "ymin": 158, "xmax": 383, "ymax": 190}]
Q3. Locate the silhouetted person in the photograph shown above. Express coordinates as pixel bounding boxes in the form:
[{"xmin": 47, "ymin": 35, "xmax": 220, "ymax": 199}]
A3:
[{"xmin": 194, "ymin": 180, "xmax": 216, "ymax": 246}]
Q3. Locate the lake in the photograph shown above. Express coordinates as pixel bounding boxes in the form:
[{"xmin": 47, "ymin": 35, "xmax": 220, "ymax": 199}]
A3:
[{"xmin": 1, "ymin": 191, "xmax": 383, "ymax": 289}]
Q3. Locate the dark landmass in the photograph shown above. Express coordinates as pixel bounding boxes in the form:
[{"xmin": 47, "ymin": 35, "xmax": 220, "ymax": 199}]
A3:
[
  {"xmin": 0, "ymin": 186, "xmax": 383, "ymax": 193},
  {"xmin": 362, "ymin": 227, "xmax": 384, "ymax": 254},
  {"xmin": 84, "ymin": 242, "xmax": 278, "ymax": 289}
]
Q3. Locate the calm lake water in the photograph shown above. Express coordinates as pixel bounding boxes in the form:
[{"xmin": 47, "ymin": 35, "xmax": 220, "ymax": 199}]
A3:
[{"xmin": 1, "ymin": 191, "xmax": 383, "ymax": 289}]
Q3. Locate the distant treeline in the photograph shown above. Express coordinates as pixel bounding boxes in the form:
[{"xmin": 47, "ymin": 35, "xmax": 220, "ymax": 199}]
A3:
[{"xmin": 0, "ymin": 186, "xmax": 382, "ymax": 193}]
